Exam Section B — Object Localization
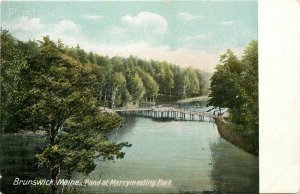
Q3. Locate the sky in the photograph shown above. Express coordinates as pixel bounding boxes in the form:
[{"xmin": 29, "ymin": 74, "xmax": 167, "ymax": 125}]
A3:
[{"xmin": 0, "ymin": 1, "xmax": 257, "ymax": 72}]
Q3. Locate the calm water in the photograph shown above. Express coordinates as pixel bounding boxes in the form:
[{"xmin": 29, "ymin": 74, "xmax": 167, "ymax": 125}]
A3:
[
  {"xmin": 0, "ymin": 111, "xmax": 258, "ymax": 193},
  {"xmin": 80, "ymin": 116, "xmax": 258, "ymax": 193},
  {"xmin": 0, "ymin": 135, "xmax": 48, "ymax": 194}
]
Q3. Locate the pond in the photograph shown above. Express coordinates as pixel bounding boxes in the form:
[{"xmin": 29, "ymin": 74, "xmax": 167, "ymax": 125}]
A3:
[
  {"xmin": 80, "ymin": 115, "xmax": 258, "ymax": 193},
  {"xmin": 0, "ymin": 105, "xmax": 258, "ymax": 193}
]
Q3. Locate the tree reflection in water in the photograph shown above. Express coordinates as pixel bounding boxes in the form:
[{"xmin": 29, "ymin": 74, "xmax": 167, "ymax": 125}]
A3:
[
  {"xmin": 0, "ymin": 135, "xmax": 48, "ymax": 194},
  {"xmin": 209, "ymin": 138, "xmax": 259, "ymax": 193}
]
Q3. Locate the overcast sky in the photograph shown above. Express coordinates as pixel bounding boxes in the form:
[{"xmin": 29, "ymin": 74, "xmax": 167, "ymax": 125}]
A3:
[{"xmin": 1, "ymin": 1, "xmax": 257, "ymax": 72}]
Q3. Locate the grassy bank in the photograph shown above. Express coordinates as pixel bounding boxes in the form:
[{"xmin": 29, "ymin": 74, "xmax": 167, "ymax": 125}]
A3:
[{"xmin": 214, "ymin": 117, "xmax": 258, "ymax": 156}]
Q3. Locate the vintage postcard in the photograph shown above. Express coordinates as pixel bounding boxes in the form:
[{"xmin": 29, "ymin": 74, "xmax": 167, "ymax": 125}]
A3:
[{"xmin": 0, "ymin": 1, "xmax": 260, "ymax": 193}]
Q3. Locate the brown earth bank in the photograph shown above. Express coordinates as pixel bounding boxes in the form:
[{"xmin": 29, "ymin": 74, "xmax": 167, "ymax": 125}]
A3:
[{"xmin": 214, "ymin": 117, "xmax": 258, "ymax": 156}]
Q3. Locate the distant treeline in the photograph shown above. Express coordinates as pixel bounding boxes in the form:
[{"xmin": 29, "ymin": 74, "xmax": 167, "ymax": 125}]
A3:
[
  {"xmin": 1, "ymin": 30, "xmax": 209, "ymax": 109},
  {"xmin": 1, "ymin": 29, "xmax": 209, "ymax": 133},
  {"xmin": 64, "ymin": 45, "xmax": 210, "ymax": 107}
]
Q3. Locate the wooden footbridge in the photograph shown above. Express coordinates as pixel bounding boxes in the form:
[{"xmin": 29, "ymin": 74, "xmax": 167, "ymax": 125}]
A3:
[{"xmin": 108, "ymin": 107, "xmax": 218, "ymax": 122}]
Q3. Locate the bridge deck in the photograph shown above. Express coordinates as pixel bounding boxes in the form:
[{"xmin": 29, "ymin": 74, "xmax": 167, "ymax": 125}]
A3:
[{"xmin": 110, "ymin": 107, "xmax": 219, "ymax": 122}]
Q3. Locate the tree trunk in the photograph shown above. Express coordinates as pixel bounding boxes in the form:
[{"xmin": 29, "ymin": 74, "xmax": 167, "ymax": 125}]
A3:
[
  {"xmin": 183, "ymin": 83, "xmax": 186, "ymax": 98},
  {"xmin": 111, "ymin": 88, "xmax": 116, "ymax": 109},
  {"xmin": 98, "ymin": 85, "xmax": 103, "ymax": 103},
  {"xmin": 49, "ymin": 125, "xmax": 56, "ymax": 145},
  {"xmin": 50, "ymin": 164, "xmax": 60, "ymax": 194},
  {"xmin": 48, "ymin": 124, "xmax": 60, "ymax": 194}
]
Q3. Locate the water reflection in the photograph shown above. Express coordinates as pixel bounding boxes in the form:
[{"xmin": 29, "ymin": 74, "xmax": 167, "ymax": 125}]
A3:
[
  {"xmin": 209, "ymin": 138, "xmax": 259, "ymax": 193},
  {"xmin": 0, "ymin": 116, "xmax": 258, "ymax": 194},
  {"xmin": 0, "ymin": 135, "xmax": 48, "ymax": 194},
  {"xmin": 81, "ymin": 117, "xmax": 258, "ymax": 193},
  {"xmin": 81, "ymin": 117, "xmax": 217, "ymax": 193},
  {"xmin": 109, "ymin": 116, "xmax": 137, "ymax": 141}
]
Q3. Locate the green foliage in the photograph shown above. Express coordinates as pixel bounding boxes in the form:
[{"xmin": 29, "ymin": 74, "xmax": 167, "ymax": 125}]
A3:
[
  {"xmin": 0, "ymin": 30, "xmax": 38, "ymax": 133},
  {"xmin": 127, "ymin": 72, "xmax": 145, "ymax": 104},
  {"xmin": 111, "ymin": 72, "xmax": 127, "ymax": 108},
  {"xmin": 36, "ymin": 112, "xmax": 130, "ymax": 179},
  {"xmin": 0, "ymin": 31, "xmax": 131, "ymax": 193},
  {"xmin": 208, "ymin": 50, "xmax": 243, "ymax": 110},
  {"xmin": 184, "ymin": 67, "xmax": 200, "ymax": 96},
  {"xmin": 26, "ymin": 38, "xmax": 130, "ymax": 190},
  {"xmin": 239, "ymin": 41, "xmax": 258, "ymax": 152},
  {"xmin": 158, "ymin": 62, "xmax": 174, "ymax": 100},
  {"xmin": 137, "ymin": 68, "xmax": 159, "ymax": 102},
  {"xmin": 209, "ymin": 41, "xmax": 258, "ymax": 155},
  {"xmin": 61, "ymin": 46, "xmax": 209, "ymax": 105}
]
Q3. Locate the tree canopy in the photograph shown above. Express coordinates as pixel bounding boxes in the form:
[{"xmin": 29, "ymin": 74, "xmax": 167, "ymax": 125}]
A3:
[
  {"xmin": 0, "ymin": 30, "xmax": 131, "ymax": 193},
  {"xmin": 208, "ymin": 40, "xmax": 258, "ymax": 155}
]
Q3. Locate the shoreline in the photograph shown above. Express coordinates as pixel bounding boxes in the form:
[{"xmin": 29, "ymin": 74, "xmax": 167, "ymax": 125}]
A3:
[
  {"xmin": 176, "ymin": 96, "xmax": 210, "ymax": 104},
  {"xmin": 214, "ymin": 117, "xmax": 258, "ymax": 156}
]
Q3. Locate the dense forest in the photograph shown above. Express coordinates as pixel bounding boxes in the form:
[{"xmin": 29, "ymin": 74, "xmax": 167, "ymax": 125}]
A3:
[
  {"xmin": 1, "ymin": 30, "xmax": 210, "ymax": 111},
  {"xmin": 1, "ymin": 29, "xmax": 210, "ymax": 133},
  {"xmin": 208, "ymin": 40, "xmax": 258, "ymax": 155}
]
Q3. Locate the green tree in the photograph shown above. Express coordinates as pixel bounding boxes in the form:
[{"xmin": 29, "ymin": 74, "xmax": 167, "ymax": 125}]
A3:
[
  {"xmin": 195, "ymin": 69, "xmax": 206, "ymax": 96},
  {"xmin": 239, "ymin": 40, "xmax": 258, "ymax": 153},
  {"xmin": 21, "ymin": 36, "xmax": 129, "ymax": 193},
  {"xmin": 185, "ymin": 67, "xmax": 200, "ymax": 97},
  {"xmin": 111, "ymin": 72, "xmax": 127, "ymax": 108},
  {"xmin": 94, "ymin": 55, "xmax": 112, "ymax": 105},
  {"xmin": 88, "ymin": 51, "xmax": 96, "ymax": 64},
  {"xmin": 158, "ymin": 62, "xmax": 174, "ymax": 100},
  {"xmin": 0, "ymin": 30, "xmax": 36, "ymax": 133},
  {"xmin": 208, "ymin": 50, "xmax": 243, "ymax": 114},
  {"xmin": 36, "ymin": 112, "xmax": 130, "ymax": 192},
  {"xmin": 137, "ymin": 68, "xmax": 159, "ymax": 102},
  {"xmin": 127, "ymin": 72, "xmax": 145, "ymax": 104},
  {"xmin": 144, "ymin": 73, "xmax": 159, "ymax": 102},
  {"xmin": 208, "ymin": 41, "xmax": 258, "ymax": 155}
]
